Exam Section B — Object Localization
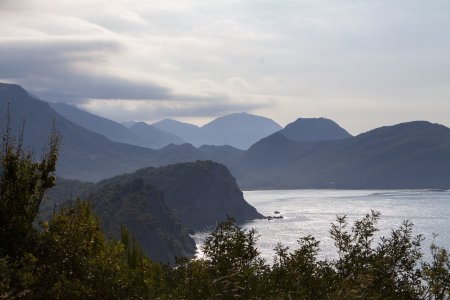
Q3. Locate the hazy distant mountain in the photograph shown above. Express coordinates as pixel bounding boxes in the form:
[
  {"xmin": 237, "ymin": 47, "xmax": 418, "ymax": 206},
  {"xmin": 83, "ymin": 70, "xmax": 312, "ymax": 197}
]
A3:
[
  {"xmin": 239, "ymin": 121, "xmax": 450, "ymax": 189},
  {"xmin": 129, "ymin": 121, "xmax": 185, "ymax": 149},
  {"xmin": 153, "ymin": 113, "xmax": 282, "ymax": 149},
  {"xmin": 152, "ymin": 119, "xmax": 200, "ymax": 143},
  {"xmin": 200, "ymin": 112, "xmax": 283, "ymax": 149},
  {"xmin": 50, "ymin": 102, "xmax": 144, "ymax": 146},
  {"xmin": 121, "ymin": 121, "xmax": 136, "ymax": 128},
  {"xmin": 280, "ymin": 117, "xmax": 352, "ymax": 141},
  {"xmin": 50, "ymin": 102, "xmax": 184, "ymax": 149}
]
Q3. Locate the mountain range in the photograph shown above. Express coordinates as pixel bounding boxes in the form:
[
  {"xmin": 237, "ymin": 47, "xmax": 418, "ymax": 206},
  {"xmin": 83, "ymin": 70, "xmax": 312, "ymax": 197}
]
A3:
[
  {"xmin": 152, "ymin": 112, "xmax": 283, "ymax": 149},
  {"xmin": 239, "ymin": 121, "xmax": 450, "ymax": 189},
  {"xmin": 50, "ymin": 102, "xmax": 185, "ymax": 149},
  {"xmin": 52, "ymin": 101, "xmax": 283, "ymax": 150},
  {"xmin": 2, "ymin": 82, "xmax": 450, "ymax": 190}
]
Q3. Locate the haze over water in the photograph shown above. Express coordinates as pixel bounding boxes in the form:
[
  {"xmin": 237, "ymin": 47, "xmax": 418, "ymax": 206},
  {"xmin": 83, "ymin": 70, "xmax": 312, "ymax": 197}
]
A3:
[{"xmin": 195, "ymin": 189, "xmax": 450, "ymax": 263}]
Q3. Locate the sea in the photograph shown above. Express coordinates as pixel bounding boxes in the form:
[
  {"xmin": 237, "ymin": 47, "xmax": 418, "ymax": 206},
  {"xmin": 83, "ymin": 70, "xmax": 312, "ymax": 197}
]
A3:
[{"xmin": 193, "ymin": 189, "xmax": 450, "ymax": 263}]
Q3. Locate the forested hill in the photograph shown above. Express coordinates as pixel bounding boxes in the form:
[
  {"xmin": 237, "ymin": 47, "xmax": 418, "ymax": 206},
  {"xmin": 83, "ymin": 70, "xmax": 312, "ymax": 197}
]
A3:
[
  {"xmin": 89, "ymin": 178, "xmax": 195, "ymax": 263},
  {"xmin": 96, "ymin": 160, "xmax": 263, "ymax": 230},
  {"xmin": 43, "ymin": 161, "xmax": 263, "ymax": 262}
]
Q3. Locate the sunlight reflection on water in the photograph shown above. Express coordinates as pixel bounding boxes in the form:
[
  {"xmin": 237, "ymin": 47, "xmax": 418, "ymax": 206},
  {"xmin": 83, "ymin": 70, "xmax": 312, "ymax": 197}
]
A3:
[{"xmin": 193, "ymin": 189, "xmax": 450, "ymax": 263}]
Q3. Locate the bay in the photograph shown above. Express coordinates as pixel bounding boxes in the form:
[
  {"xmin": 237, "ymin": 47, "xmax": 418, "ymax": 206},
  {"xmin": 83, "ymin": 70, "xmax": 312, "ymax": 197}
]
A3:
[{"xmin": 193, "ymin": 189, "xmax": 450, "ymax": 263}]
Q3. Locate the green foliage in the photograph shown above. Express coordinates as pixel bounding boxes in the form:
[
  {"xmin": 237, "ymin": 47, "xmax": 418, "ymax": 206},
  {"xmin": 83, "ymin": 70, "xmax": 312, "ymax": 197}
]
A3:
[
  {"xmin": 329, "ymin": 211, "xmax": 425, "ymax": 299},
  {"xmin": 34, "ymin": 201, "xmax": 132, "ymax": 299},
  {"xmin": 269, "ymin": 236, "xmax": 335, "ymax": 299},
  {"xmin": 121, "ymin": 226, "xmax": 145, "ymax": 270},
  {"xmin": 0, "ymin": 123, "xmax": 58, "ymax": 257},
  {"xmin": 422, "ymin": 239, "xmax": 450, "ymax": 299},
  {"xmin": 202, "ymin": 217, "xmax": 267, "ymax": 299}
]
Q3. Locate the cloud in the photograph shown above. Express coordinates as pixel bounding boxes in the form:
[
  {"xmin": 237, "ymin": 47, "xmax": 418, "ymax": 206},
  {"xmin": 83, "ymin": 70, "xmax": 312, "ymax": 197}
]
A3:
[
  {"xmin": 0, "ymin": 38, "xmax": 177, "ymax": 102},
  {"xmin": 80, "ymin": 98, "xmax": 266, "ymax": 123},
  {"xmin": 1, "ymin": 0, "xmax": 450, "ymax": 132},
  {"xmin": 0, "ymin": 37, "xmax": 232, "ymax": 104}
]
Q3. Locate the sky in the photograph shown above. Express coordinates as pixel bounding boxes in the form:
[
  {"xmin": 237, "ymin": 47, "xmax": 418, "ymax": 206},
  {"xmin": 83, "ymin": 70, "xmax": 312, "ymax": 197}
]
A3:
[{"xmin": 1, "ymin": 0, "xmax": 449, "ymax": 134}]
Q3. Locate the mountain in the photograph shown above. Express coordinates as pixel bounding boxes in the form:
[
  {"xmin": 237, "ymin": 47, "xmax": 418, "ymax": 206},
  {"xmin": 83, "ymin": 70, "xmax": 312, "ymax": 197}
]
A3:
[
  {"xmin": 200, "ymin": 112, "xmax": 283, "ymax": 149},
  {"xmin": 121, "ymin": 121, "xmax": 136, "ymax": 128},
  {"xmin": 0, "ymin": 82, "xmax": 158, "ymax": 181},
  {"xmin": 238, "ymin": 121, "xmax": 450, "ymax": 189},
  {"xmin": 89, "ymin": 178, "xmax": 196, "ymax": 263},
  {"xmin": 129, "ymin": 122, "xmax": 185, "ymax": 149},
  {"xmin": 153, "ymin": 113, "xmax": 282, "ymax": 149},
  {"xmin": 152, "ymin": 119, "xmax": 200, "ymax": 144},
  {"xmin": 50, "ymin": 102, "xmax": 144, "ymax": 146},
  {"xmin": 279, "ymin": 117, "xmax": 352, "ymax": 141},
  {"xmin": 50, "ymin": 102, "xmax": 185, "ymax": 149},
  {"xmin": 95, "ymin": 161, "xmax": 263, "ymax": 230}
]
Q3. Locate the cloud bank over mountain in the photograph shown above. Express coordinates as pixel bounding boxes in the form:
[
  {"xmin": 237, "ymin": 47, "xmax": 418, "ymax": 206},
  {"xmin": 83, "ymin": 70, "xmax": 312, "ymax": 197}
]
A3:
[{"xmin": 1, "ymin": 0, "xmax": 449, "ymax": 133}]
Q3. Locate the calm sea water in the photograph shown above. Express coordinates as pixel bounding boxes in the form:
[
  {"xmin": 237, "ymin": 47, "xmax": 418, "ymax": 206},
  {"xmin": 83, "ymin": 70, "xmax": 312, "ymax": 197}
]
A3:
[{"xmin": 193, "ymin": 189, "xmax": 450, "ymax": 263}]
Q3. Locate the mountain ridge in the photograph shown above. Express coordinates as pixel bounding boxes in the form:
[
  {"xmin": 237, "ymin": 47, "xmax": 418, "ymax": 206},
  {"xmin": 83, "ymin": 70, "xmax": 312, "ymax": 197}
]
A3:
[{"xmin": 153, "ymin": 112, "xmax": 282, "ymax": 149}]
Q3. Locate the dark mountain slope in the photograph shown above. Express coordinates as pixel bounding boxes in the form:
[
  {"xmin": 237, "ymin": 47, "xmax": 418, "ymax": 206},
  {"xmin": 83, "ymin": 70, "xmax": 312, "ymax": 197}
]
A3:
[
  {"xmin": 238, "ymin": 133, "xmax": 332, "ymax": 188},
  {"xmin": 279, "ymin": 117, "xmax": 352, "ymax": 141},
  {"xmin": 96, "ymin": 161, "xmax": 263, "ymax": 230},
  {"xmin": 240, "ymin": 121, "xmax": 450, "ymax": 189},
  {"xmin": 89, "ymin": 178, "xmax": 195, "ymax": 263},
  {"xmin": 0, "ymin": 82, "xmax": 158, "ymax": 181}
]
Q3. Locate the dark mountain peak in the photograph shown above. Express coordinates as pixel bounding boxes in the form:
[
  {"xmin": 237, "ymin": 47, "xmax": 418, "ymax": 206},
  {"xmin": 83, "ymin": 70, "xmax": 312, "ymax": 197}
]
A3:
[
  {"xmin": 249, "ymin": 131, "xmax": 294, "ymax": 151},
  {"xmin": 0, "ymin": 82, "xmax": 27, "ymax": 94},
  {"xmin": 198, "ymin": 144, "xmax": 242, "ymax": 152},
  {"xmin": 355, "ymin": 121, "xmax": 450, "ymax": 145},
  {"xmin": 280, "ymin": 117, "xmax": 352, "ymax": 142},
  {"xmin": 161, "ymin": 142, "xmax": 197, "ymax": 151}
]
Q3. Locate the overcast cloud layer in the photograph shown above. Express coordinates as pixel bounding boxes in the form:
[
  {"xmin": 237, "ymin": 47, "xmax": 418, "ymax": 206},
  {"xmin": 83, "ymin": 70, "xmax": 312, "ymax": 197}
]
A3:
[{"xmin": 1, "ymin": 0, "xmax": 449, "ymax": 133}]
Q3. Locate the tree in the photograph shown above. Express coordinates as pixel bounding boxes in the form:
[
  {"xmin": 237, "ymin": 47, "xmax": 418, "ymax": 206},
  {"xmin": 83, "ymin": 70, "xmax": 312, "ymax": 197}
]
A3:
[
  {"xmin": 34, "ymin": 201, "xmax": 136, "ymax": 299},
  {"xmin": 0, "ymin": 120, "xmax": 58, "ymax": 298},
  {"xmin": 270, "ymin": 236, "xmax": 335, "ymax": 299},
  {"xmin": 202, "ymin": 217, "xmax": 267, "ymax": 299},
  {"xmin": 330, "ymin": 211, "xmax": 425, "ymax": 298},
  {"xmin": 0, "ymin": 122, "xmax": 58, "ymax": 257},
  {"xmin": 422, "ymin": 239, "xmax": 450, "ymax": 299}
]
